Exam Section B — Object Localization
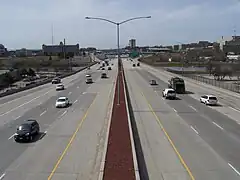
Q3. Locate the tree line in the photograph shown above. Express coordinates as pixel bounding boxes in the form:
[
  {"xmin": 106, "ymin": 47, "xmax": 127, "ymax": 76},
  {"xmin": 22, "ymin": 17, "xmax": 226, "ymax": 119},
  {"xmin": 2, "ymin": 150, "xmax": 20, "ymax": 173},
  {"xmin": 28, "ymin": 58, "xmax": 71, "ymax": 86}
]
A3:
[{"xmin": 0, "ymin": 68, "xmax": 36, "ymax": 90}]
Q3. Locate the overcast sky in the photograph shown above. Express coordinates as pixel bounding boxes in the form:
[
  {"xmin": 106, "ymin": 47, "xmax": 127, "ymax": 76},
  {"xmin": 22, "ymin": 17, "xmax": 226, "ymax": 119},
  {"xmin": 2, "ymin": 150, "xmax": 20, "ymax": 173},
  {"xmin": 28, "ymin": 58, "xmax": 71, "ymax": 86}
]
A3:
[{"xmin": 0, "ymin": 0, "xmax": 240, "ymax": 50}]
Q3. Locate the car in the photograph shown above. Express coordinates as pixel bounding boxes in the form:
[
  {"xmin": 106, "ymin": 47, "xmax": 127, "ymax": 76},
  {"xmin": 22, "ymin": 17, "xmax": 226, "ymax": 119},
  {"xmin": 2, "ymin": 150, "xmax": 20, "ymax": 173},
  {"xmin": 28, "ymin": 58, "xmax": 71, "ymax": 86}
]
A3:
[
  {"xmin": 112, "ymin": 63, "xmax": 114, "ymax": 65},
  {"xmin": 87, "ymin": 67, "xmax": 91, "ymax": 70},
  {"xmin": 101, "ymin": 73, "xmax": 107, "ymax": 78},
  {"xmin": 137, "ymin": 62, "xmax": 140, "ymax": 66},
  {"xmin": 108, "ymin": 67, "xmax": 112, "ymax": 70},
  {"xmin": 200, "ymin": 95, "xmax": 218, "ymax": 105},
  {"xmin": 102, "ymin": 67, "xmax": 105, "ymax": 70},
  {"xmin": 52, "ymin": 77, "xmax": 61, "ymax": 84},
  {"xmin": 14, "ymin": 120, "xmax": 40, "ymax": 142},
  {"xmin": 86, "ymin": 74, "xmax": 91, "ymax": 78},
  {"xmin": 55, "ymin": 97, "xmax": 70, "ymax": 108},
  {"xmin": 56, "ymin": 84, "xmax": 64, "ymax": 91},
  {"xmin": 150, "ymin": 80, "xmax": 157, "ymax": 85},
  {"xmin": 133, "ymin": 64, "xmax": 136, "ymax": 67},
  {"xmin": 86, "ymin": 78, "xmax": 93, "ymax": 84},
  {"xmin": 162, "ymin": 88, "xmax": 176, "ymax": 99}
]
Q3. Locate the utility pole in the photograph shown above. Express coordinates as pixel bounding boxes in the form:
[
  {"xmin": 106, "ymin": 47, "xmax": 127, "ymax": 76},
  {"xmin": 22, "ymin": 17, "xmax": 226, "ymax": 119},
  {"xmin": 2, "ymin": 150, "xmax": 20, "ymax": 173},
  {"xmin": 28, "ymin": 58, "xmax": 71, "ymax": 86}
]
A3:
[{"xmin": 51, "ymin": 24, "xmax": 54, "ymax": 45}]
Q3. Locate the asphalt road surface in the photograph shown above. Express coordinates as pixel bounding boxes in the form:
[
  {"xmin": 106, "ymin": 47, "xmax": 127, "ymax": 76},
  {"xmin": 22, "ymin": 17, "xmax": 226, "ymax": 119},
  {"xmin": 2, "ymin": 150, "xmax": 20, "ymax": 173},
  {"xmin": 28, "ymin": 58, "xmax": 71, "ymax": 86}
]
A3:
[
  {"xmin": 123, "ymin": 59, "xmax": 240, "ymax": 180},
  {"xmin": 0, "ymin": 61, "xmax": 117, "ymax": 180}
]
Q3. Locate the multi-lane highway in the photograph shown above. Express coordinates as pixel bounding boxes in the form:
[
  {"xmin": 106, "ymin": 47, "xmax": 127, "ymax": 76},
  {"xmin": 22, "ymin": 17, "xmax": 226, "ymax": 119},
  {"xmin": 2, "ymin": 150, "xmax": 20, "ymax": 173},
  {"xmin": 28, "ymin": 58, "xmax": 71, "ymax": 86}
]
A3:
[
  {"xmin": 123, "ymin": 59, "xmax": 240, "ymax": 180},
  {"xmin": 0, "ymin": 62, "xmax": 117, "ymax": 180}
]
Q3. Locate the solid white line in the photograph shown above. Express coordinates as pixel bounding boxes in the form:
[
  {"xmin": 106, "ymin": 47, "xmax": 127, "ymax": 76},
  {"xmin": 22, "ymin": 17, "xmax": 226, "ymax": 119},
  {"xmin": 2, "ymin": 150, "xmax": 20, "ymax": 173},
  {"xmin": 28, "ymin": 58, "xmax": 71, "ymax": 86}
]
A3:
[
  {"xmin": 212, "ymin": 121, "xmax": 224, "ymax": 130},
  {"xmin": 8, "ymin": 134, "xmax": 15, "ymax": 140},
  {"xmin": 0, "ymin": 173, "xmax": 5, "ymax": 180},
  {"xmin": 229, "ymin": 107, "xmax": 240, "ymax": 113},
  {"xmin": 190, "ymin": 126, "xmax": 199, "ymax": 134},
  {"xmin": 0, "ymin": 90, "xmax": 51, "ymax": 117},
  {"xmin": 189, "ymin": 105, "xmax": 197, "ymax": 112},
  {"xmin": 40, "ymin": 110, "xmax": 47, "ymax": 116},
  {"xmin": 172, "ymin": 108, "xmax": 177, "ymax": 113},
  {"xmin": 228, "ymin": 163, "xmax": 240, "ymax": 176},
  {"xmin": 73, "ymin": 100, "xmax": 78, "ymax": 104},
  {"xmin": 68, "ymin": 92, "xmax": 72, "ymax": 95},
  {"xmin": 60, "ymin": 110, "xmax": 67, "ymax": 117}
]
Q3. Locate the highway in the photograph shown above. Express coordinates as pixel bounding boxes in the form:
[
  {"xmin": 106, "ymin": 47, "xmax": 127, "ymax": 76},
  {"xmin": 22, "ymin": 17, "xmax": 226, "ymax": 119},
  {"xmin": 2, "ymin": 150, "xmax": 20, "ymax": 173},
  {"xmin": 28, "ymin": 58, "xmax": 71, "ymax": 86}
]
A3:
[
  {"xmin": 123, "ymin": 59, "xmax": 240, "ymax": 180},
  {"xmin": 0, "ymin": 61, "xmax": 117, "ymax": 180}
]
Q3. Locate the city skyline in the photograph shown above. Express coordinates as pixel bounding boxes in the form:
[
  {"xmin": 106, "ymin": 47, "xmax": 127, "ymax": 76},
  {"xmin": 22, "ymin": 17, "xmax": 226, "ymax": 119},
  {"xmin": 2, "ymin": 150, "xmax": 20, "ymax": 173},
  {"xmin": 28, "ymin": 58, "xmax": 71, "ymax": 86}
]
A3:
[{"xmin": 0, "ymin": 0, "xmax": 240, "ymax": 49}]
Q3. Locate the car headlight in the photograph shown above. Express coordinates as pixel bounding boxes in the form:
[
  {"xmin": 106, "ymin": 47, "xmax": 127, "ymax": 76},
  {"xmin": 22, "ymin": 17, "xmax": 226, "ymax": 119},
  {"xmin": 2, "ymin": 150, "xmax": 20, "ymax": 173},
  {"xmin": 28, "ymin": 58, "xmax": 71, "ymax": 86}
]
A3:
[{"xmin": 25, "ymin": 133, "xmax": 30, "ymax": 136}]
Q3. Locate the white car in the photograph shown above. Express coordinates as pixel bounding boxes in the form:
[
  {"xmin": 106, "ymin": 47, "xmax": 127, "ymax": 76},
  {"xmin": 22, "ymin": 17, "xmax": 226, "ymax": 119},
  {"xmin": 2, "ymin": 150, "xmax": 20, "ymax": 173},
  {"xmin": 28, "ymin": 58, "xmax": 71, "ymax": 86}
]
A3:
[
  {"xmin": 162, "ymin": 88, "xmax": 176, "ymax": 99},
  {"xmin": 200, "ymin": 95, "xmax": 218, "ymax": 105},
  {"xmin": 85, "ymin": 78, "xmax": 93, "ymax": 84},
  {"xmin": 56, "ymin": 84, "xmax": 64, "ymax": 91},
  {"xmin": 55, "ymin": 97, "xmax": 70, "ymax": 108},
  {"xmin": 86, "ymin": 74, "xmax": 91, "ymax": 78}
]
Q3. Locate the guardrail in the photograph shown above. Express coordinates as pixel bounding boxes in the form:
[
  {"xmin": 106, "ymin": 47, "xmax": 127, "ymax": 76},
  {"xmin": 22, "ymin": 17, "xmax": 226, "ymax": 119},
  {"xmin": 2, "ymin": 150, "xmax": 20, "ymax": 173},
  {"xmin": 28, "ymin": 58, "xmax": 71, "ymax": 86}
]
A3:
[{"xmin": 0, "ymin": 62, "xmax": 97, "ymax": 98}]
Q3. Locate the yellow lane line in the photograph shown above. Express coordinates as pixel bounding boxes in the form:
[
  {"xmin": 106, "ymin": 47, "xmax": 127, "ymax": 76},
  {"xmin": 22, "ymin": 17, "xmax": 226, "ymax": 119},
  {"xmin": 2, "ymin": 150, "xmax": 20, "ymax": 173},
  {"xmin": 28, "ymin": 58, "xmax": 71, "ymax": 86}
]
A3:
[
  {"xmin": 48, "ymin": 95, "xmax": 98, "ymax": 180},
  {"xmin": 141, "ymin": 91, "xmax": 195, "ymax": 180}
]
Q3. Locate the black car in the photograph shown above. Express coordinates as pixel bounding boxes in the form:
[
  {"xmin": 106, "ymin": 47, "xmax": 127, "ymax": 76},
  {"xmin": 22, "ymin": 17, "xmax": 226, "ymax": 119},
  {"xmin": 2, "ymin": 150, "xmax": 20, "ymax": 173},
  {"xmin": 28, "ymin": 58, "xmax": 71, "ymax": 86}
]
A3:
[
  {"xmin": 14, "ymin": 120, "xmax": 40, "ymax": 142},
  {"xmin": 101, "ymin": 73, "xmax": 107, "ymax": 78},
  {"xmin": 133, "ymin": 64, "xmax": 136, "ymax": 67},
  {"xmin": 108, "ymin": 67, "xmax": 112, "ymax": 70},
  {"xmin": 137, "ymin": 62, "xmax": 140, "ymax": 66},
  {"xmin": 150, "ymin": 80, "xmax": 157, "ymax": 85}
]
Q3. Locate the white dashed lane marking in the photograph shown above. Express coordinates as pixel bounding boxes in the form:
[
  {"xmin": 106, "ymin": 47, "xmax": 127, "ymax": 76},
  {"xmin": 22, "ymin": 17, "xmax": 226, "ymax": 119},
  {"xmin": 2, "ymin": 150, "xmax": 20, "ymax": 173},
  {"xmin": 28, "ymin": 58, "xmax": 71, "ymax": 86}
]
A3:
[
  {"xmin": 0, "ymin": 173, "xmax": 5, "ymax": 180},
  {"xmin": 228, "ymin": 163, "xmax": 240, "ymax": 176},
  {"xmin": 190, "ymin": 126, "xmax": 199, "ymax": 135},
  {"xmin": 212, "ymin": 121, "xmax": 224, "ymax": 130},
  {"xmin": 40, "ymin": 110, "xmax": 47, "ymax": 116}
]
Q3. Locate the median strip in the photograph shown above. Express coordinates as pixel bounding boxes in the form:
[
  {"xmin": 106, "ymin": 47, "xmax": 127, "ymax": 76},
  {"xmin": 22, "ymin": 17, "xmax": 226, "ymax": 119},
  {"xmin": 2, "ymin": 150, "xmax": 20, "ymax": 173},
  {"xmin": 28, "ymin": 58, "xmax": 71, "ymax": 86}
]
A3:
[{"xmin": 102, "ymin": 63, "xmax": 136, "ymax": 180}]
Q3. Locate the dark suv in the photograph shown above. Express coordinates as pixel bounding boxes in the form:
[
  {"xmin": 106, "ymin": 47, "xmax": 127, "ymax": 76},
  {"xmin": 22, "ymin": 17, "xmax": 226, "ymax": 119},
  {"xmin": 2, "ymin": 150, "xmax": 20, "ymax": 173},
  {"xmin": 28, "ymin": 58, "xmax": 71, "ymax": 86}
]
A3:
[
  {"xmin": 101, "ymin": 73, "xmax": 107, "ymax": 78},
  {"xmin": 14, "ymin": 120, "xmax": 40, "ymax": 142},
  {"xmin": 52, "ymin": 78, "xmax": 61, "ymax": 84}
]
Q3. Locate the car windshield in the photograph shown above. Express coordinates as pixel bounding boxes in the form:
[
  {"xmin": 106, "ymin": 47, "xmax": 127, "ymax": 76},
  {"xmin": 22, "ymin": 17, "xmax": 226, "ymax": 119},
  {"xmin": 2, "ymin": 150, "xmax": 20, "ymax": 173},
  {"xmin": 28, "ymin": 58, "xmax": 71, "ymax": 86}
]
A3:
[
  {"xmin": 18, "ymin": 124, "xmax": 30, "ymax": 131},
  {"xmin": 168, "ymin": 90, "xmax": 175, "ymax": 94},
  {"xmin": 209, "ymin": 97, "xmax": 217, "ymax": 100},
  {"xmin": 57, "ymin": 98, "xmax": 66, "ymax": 102}
]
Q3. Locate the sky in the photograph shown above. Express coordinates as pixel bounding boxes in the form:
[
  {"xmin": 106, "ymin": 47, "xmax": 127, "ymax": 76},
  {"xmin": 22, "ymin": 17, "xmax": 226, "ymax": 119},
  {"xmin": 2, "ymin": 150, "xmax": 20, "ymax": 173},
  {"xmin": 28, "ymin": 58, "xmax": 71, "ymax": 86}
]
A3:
[{"xmin": 0, "ymin": 0, "xmax": 240, "ymax": 50}]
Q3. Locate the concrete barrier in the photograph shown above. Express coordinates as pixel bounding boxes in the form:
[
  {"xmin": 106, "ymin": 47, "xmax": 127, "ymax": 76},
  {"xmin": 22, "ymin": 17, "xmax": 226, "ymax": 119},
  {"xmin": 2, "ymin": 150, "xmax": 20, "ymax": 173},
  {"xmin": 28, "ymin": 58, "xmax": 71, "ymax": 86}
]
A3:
[{"xmin": 0, "ymin": 62, "xmax": 97, "ymax": 98}]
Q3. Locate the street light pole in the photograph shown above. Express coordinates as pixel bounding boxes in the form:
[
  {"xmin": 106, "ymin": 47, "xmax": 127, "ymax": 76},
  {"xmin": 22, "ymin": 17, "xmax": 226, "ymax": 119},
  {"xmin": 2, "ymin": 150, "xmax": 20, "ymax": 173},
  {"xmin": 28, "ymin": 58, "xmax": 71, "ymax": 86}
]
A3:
[{"xmin": 85, "ymin": 16, "xmax": 151, "ymax": 105}]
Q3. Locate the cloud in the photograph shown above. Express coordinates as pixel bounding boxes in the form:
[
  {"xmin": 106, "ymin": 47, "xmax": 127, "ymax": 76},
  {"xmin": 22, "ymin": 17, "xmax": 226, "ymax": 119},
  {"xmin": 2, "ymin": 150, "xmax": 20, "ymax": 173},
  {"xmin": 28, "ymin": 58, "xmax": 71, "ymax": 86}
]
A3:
[{"xmin": 0, "ymin": 0, "xmax": 240, "ymax": 49}]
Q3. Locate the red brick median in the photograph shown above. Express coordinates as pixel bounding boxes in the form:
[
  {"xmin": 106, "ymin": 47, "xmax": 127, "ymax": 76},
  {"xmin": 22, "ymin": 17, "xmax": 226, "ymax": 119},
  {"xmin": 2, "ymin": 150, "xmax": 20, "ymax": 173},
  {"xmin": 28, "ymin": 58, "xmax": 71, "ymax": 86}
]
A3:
[{"xmin": 103, "ymin": 65, "xmax": 135, "ymax": 180}]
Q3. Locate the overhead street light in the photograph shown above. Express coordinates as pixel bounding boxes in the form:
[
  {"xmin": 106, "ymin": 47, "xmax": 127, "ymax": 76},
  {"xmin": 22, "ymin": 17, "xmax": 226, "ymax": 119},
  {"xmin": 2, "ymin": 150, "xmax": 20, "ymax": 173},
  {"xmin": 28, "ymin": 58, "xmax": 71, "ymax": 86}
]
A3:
[{"xmin": 85, "ymin": 16, "xmax": 151, "ymax": 105}]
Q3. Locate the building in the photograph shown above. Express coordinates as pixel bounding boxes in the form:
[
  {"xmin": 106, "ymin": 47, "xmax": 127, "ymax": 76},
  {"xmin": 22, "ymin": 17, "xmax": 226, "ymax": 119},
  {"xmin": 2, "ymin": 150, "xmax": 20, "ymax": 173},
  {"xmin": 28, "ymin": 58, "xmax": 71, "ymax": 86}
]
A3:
[
  {"xmin": 14, "ymin": 49, "xmax": 43, "ymax": 57},
  {"xmin": 129, "ymin": 39, "xmax": 136, "ymax": 49},
  {"xmin": 0, "ymin": 44, "xmax": 8, "ymax": 56},
  {"xmin": 217, "ymin": 36, "xmax": 240, "ymax": 55},
  {"xmin": 42, "ymin": 42, "xmax": 79, "ymax": 56}
]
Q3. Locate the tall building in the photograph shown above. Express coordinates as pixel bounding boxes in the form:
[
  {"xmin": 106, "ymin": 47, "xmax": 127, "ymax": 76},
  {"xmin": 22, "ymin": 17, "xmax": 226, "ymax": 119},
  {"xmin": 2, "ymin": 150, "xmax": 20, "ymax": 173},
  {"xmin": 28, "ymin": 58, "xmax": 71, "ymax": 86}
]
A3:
[{"xmin": 129, "ymin": 39, "xmax": 136, "ymax": 49}]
